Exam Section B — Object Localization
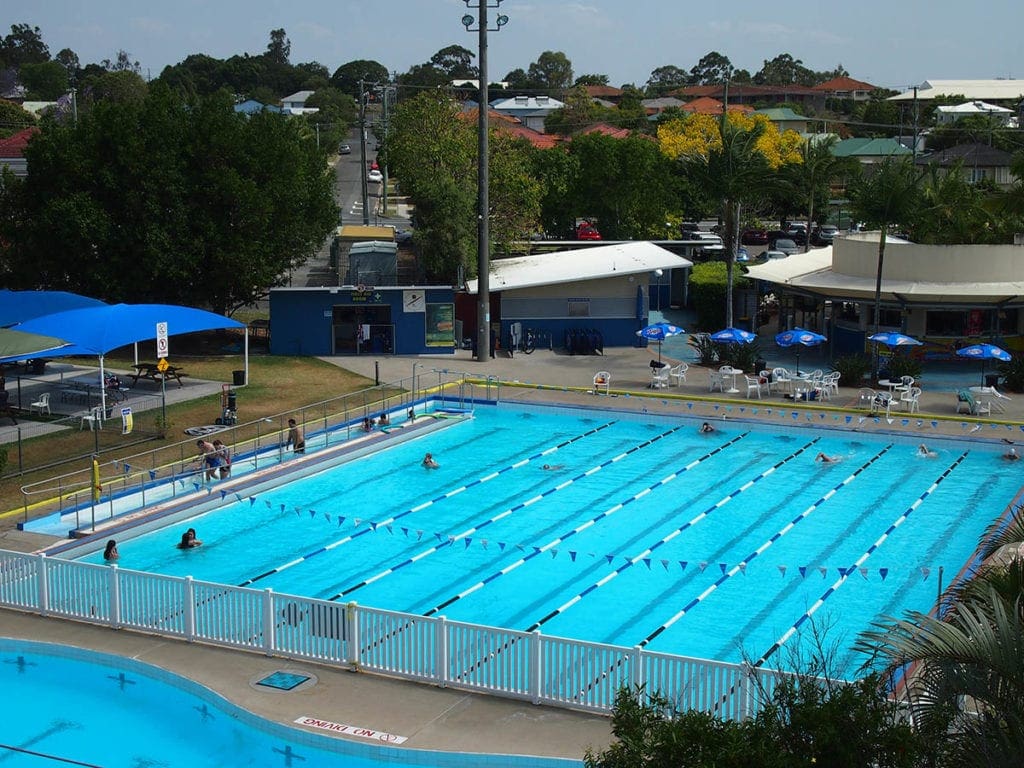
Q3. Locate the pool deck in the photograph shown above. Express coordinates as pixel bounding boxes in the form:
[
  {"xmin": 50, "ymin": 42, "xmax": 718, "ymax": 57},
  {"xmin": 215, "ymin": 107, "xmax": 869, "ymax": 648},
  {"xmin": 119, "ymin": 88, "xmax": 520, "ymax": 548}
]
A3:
[{"xmin": 3, "ymin": 345, "xmax": 1022, "ymax": 763}]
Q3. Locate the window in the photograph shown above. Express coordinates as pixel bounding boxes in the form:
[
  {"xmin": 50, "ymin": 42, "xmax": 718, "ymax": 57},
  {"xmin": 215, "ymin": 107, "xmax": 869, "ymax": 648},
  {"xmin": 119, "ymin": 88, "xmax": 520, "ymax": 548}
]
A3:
[{"xmin": 925, "ymin": 310, "xmax": 965, "ymax": 336}]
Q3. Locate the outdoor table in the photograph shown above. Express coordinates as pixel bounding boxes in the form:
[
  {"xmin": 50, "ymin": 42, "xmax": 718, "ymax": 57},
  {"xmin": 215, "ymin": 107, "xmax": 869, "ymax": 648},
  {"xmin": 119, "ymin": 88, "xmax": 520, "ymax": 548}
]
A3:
[
  {"xmin": 877, "ymin": 379, "xmax": 908, "ymax": 394},
  {"xmin": 969, "ymin": 386, "xmax": 1008, "ymax": 413},
  {"xmin": 719, "ymin": 367, "xmax": 741, "ymax": 394},
  {"xmin": 130, "ymin": 363, "xmax": 188, "ymax": 388}
]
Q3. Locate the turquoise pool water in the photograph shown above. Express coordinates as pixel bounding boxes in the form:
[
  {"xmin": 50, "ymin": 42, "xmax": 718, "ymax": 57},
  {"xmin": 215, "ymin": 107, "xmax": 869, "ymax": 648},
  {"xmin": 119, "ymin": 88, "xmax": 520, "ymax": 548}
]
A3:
[
  {"xmin": 77, "ymin": 403, "xmax": 1020, "ymax": 675},
  {"xmin": 0, "ymin": 638, "xmax": 576, "ymax": 768}
]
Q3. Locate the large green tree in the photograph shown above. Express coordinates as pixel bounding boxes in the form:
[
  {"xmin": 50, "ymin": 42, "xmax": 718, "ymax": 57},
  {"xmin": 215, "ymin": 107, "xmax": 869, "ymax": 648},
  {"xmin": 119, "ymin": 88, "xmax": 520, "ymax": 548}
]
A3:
[
  {"xmin": 331, "ymin": 59, "xmax": 389, "ymax": 99},
  {"xmin": 7, "ymin": 84, "xmax": 336, "ymax": 314},
  {"xmin": 527, "ymin": 51, "xmax": 574, "ymax": 92},
  {"xmin": 646, "ymin": 65, "xmax": 689, "ymax": 96},
  {"xmin": 0, "ymin": 23, "xmax": 49, "ymax": 69},
  {"xmin": 19, "ymin": 60, "xmax": 68, "ymax": 99}
]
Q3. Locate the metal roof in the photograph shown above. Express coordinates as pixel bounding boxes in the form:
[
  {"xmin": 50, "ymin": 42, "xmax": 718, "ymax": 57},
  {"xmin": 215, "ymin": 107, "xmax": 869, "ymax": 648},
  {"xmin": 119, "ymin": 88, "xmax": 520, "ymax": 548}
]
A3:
[
  {"xmin": 889, "ymin": 80, "xmax": 1024, "ymax": 101},
  {"xmin": 465, "ymin": 242, "xmax": 692, "ymax": 294}
]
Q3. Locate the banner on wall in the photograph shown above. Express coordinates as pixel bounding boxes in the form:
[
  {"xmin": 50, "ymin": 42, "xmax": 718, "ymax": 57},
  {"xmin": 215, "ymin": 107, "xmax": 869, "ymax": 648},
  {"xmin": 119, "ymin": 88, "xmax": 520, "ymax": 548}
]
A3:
[{"xmin": 425, "ymin": 303, "xmax": 455, "ymax": 347}]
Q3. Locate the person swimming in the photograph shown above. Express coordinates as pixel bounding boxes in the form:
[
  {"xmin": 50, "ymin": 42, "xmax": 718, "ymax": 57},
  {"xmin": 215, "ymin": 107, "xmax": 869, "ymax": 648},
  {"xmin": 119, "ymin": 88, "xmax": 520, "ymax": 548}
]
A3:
[
  {"xmin": 815, "ymin": 452, "xmax": 839, "ymax": 464},
  {"xmin": 1004, "ymin": 446, "xmax": 1020, "ymax": 461},
  {"xmin": 541, "ymin": 463, "xmax": 565, "ymax": 471},
  {"xmin": 699, "ymin": 422, "xmax": 715, "ymax": 434},
  {"xmin": 918, "ymin": 444, "xmax": 938, "ymax": 459},
  {"xmin": 103, "ymin": 540, "xmax": 119, "ymax": 561},
  {"xmin": 422, "ymin": 452, "xmax": 439, "ymax": 469},
  {"xmin": 177, "ymin": 528, "xmax": 203, "ymax": 549}
]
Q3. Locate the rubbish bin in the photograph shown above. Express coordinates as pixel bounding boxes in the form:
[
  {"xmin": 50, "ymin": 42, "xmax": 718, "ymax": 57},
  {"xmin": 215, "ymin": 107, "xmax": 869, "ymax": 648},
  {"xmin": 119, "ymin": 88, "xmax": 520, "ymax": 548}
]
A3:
[
  {"xmin": 985, "ymin": 373, "xmax": 1000, "ymax": 388},
  {"xmin": 232, "ymin": 370, "xmax": 246, "ymax": 386}
]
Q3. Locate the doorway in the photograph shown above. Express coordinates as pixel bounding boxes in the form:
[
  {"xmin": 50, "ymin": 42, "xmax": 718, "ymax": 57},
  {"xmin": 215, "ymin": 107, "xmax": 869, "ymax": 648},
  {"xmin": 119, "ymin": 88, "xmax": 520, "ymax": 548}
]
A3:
[{"xmin": 332, "ymin": 304, "xmax": 393, "ymax": 354}]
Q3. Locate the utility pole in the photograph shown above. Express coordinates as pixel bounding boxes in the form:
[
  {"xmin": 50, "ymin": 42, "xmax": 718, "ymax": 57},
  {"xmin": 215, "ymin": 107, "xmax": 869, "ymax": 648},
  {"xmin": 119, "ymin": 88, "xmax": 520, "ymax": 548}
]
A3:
[
  {"xmin": 912, "ymin": 85, "xmax": 919, "ymax": 162},
  {"xmin": 461, "ymin": 1, "xmax": 509, "ymax": 362},
  {"xmin": 359, "ymin": 77, "xmax": 370, "ymax": 225},
  {"xmin": 381, "ymin": 85, "xmax": 395, "ymax": 216}
]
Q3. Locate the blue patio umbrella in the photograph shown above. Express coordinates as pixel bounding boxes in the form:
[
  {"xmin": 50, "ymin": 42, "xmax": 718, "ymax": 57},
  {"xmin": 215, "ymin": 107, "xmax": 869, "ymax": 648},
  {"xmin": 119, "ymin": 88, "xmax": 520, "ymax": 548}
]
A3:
[
  {"xmin": 956, "ymin": 343, "xmax": 1012, "ymax": 387},
  {"xmin": 636, "ymin": 322, "xmax": 686, "ymax": 362},
  {"xmin": 867, "ymin": 332, "xmax": 922, "ymax": 347},
  {"xmin": 775, "ymin": 327, "xmax": 826, "ymax": 374},
  {"xmin": 709, "ymin": 327, "xmax": 757, "ymax": 345}
]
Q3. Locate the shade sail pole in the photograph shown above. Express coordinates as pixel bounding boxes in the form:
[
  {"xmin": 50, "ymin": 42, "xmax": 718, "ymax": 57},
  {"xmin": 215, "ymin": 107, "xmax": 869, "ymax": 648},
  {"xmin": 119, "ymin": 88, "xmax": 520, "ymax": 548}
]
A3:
[{"xmin": 99, "ymin": 354, "xmax": 107, "ymax": 416}]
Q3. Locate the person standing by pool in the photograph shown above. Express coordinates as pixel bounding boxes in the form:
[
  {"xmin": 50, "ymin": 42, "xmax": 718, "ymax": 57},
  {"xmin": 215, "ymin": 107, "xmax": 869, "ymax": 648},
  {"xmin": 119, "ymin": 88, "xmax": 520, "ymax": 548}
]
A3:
[
  {"xmin": 212, "ymin": 439, "xmax": 231, "ymax": 478},
  {"xmin": 422, "ymin": 452, "xmax": 439, "ymax": 469},
  {"xmin": 195, "ymin": 439, "xmax": 221, "ymax": 481},
  {"xmin": 287, "ymin": 419, "xmax": 305, "ymax": 455},
  {"xmin": 103, "ymin": 540, "xmax": 119, "ymax": 561}
]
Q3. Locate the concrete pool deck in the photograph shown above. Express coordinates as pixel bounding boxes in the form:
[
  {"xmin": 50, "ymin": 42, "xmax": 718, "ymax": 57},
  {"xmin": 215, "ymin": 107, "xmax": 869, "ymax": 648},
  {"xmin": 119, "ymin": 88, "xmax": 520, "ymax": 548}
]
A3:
[{"xmin": 3, "ymin": 345, "xmax": 1022, "ymax": 763}]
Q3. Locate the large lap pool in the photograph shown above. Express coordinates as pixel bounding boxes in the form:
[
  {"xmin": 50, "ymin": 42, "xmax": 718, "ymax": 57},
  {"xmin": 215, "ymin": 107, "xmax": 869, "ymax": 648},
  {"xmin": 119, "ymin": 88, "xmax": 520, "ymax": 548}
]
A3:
[{"xmin": 76, "ymin": 403, "xmax": 1021, "ymax": 676}]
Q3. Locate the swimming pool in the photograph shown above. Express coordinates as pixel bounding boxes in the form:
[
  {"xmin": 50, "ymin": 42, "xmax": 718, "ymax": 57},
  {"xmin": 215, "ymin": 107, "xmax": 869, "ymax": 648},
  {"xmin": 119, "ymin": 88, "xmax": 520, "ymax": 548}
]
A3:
[
  {"xmin": 0, "ymin": 638, "xmax": 578, "ymax": 768},
  {"xmin": 72, "ymin": 402, "xmax": 1019, "ymax": 676}
]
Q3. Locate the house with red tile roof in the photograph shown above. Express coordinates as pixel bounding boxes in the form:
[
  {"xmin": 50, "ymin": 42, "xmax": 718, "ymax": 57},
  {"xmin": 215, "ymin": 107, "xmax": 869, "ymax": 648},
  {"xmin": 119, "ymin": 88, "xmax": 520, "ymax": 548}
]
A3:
[
  {"xmin": 577, "ymin": 123, "xmax": 632, "ymax": 139},
  {"xmin": 671, "ymin": 84, "xmax": 825, "ymax": 112},
  {"xmin": 0, "ymin": 126, "xmax": 39, "ymax": 177},
  {"xmin": 812, "ymin": 76, "xmax": 879, "ymax": 101},
  {"xmin": 458, "ymin": 106, "xmax": 560, "ymax": 149},
  {"xmin": 679, "ymin": 97, "xmax": 755, "ymax": 116},
  {"xmin": 582, "ymin": 85, "xmax": 624, "ymax": 104}
]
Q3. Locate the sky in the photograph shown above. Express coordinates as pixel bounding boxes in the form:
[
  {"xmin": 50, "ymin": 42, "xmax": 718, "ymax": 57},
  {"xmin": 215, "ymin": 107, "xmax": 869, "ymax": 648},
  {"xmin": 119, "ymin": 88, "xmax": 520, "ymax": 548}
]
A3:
[{"xmin": 7, "ymin": 1, "xmax": 1022, "ymax": 93}]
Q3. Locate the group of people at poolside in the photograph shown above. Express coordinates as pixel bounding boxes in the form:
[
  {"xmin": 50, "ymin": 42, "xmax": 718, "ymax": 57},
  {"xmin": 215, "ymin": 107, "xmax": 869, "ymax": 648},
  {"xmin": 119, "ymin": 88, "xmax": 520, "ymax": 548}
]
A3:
[
  {"xmin": 362, "ymin": 413, "xmax": 391, "ymax": 432},
  {"xmin": 195, "ymin": 439, "xmax": 232, "ymax": 481},
  {"xmin": 103, "ymin": 527, "xmax": 203, "ymax": 561}
]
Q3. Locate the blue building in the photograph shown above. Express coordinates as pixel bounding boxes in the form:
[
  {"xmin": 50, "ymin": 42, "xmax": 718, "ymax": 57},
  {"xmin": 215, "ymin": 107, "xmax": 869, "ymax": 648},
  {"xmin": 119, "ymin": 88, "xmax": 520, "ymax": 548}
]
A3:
[{"xmin": 269, "ymin": 286, "xmax": 457, "ymax": 356}]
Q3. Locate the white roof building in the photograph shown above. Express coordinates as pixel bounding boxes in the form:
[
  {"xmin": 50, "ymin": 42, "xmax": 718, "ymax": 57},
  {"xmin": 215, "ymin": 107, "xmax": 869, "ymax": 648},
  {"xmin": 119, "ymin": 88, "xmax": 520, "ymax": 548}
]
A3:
[
  {"xmin": 465, "ymin": 242, "xmax": 691, "ymax": 294},
  {"xmin": 935, "ymin": 101, "xmax": 1015, "ymax": 126},
  {"xmin": 889, "ymin": 80, "xmax": 1024, "ymax": 102}
]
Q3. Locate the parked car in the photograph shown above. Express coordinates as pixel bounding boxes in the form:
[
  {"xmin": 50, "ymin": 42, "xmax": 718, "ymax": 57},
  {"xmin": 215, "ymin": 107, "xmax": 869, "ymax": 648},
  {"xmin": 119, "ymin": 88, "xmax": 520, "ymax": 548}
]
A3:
[
  {"xmin": 812, "ymin": 224, "xmax": 839, "ymax": 245},
  {"xmin": 576, "ymin": 222, "xmax": 602, "ymax": 240},
  {"xmin": 768, "ymin": 230, "xmax": 805, "ymax": 247},
  {"xmin": 369, "ymin": 160, "xmax": 379, "ymax": 171},
  {"xmin": 367, "ymin": 169, "xmax": 383, "ymax": 183},
  {"xmin": 765, "ymin": 248, "xmax": 788, "ymax": 259},
  {"xmin": 782, "ymin": 225, "xmax": 807, "ymax": 245},
  {"xmin": 338, "ymin": 143, "xmax": 351, "ymax": 154},
  {"xmin": 736, "ymin": 246, "xmax": 751, "ymax": 263},
  {"xmin": 741, "ymin": 228, "xmax": 768, "ymax": 245},
  {"xmin": 770, "ymin": 237, "xmax": 800, "ymax": 255}
]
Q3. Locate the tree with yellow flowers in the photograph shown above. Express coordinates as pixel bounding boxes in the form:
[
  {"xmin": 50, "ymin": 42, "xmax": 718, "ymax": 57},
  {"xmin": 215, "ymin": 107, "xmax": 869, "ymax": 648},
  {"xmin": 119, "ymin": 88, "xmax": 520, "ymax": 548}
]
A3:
[{"xmin": 659, "ymin": 112, "xmax": 802, "ymax": 328}]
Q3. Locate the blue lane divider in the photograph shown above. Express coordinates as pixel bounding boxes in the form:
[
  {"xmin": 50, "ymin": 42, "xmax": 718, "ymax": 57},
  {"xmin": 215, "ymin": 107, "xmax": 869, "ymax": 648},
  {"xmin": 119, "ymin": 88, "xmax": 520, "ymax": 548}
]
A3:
[
  {"xmin": 639, "ymin": 443, "xmax": 893, "ymax": 648},
  {"xmin": 331, "ymin": 421, "xmax": 691, "ymax": 602},
  {"xmin": 422, "ymin": 432, "xmax": 752, "ymax": 618},
  {"xmin": 236, "ymin": 420, "xmax": 618, "ymax": 587},
  {"xmin": 527, "ymin": 437, "xmax": 822, "ymax": 635},
  {"xmin": 753, "ymin": 450, "xmax": 969, "ymax": 668}
]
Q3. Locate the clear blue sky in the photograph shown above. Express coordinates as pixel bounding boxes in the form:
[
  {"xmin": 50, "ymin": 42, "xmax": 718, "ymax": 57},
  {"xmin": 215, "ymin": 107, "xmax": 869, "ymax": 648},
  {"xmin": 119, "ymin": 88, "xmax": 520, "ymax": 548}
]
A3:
[{"xmin": 8, "ymin": 1, "xmax": 1021, "ymax": 92}]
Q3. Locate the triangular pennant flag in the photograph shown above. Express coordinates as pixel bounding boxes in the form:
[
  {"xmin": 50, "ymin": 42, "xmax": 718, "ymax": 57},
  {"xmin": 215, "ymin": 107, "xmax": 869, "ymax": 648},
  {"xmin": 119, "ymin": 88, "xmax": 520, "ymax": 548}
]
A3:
[
  {"xmin": 123, "ymin": 463, "xmax": 130, "ymax": 474},
  {"xmin": 765, "ymin": 408, "xmax": 772, "ymax": 415},
  {"xmin": 739, "ymin": 407, "xmax": 745, "ymax": 413},
  {"xmin": 886, "ymin": 418, "xmax": 894, "ymax": 425},
  {"xmin": 660, "ymin": 559, "xmax": 668, "ymax": 570},
  {"xmin": 551, "ymin": 549, "xmax": 559, "ymax": 558},
  {"xmin": 338, "ymin": 516, "xmax": 346, "ymax": 525},
  {"xmin": 149, "ymin": 470, "xmax": 157, "ymax": 481},
  {"xmin": 280, "ymin": 504, "xmax": 285, "ymax": 512},
  {"xmin": 354, "ymin": 517, "xmax": 362, "ymax": 526},
  {"xmin": 725, "ymin": 406, "xmax": 733, "ymax": 412},
  {"xmin": 533, "ymin": 546, "xmax": 542, "ymax": 554},
  {"xmin": 192, "ymin": 482, "xmax": 201, "ymax": 492},
  {"xmin": 569, "ymin": 551, "xmax": 577, "ymax": 561},
  {"xmin": 679, "ymin": 561, "xmax": 688, "ymax": 572},
  {"xmin": 309, "ymin": 509, "xmax": 316, "ymax": 518},
  {"xmin": 385, "ymin": 525, "xmax": 393, "ymax": 534},
  {"xmin": 480, "ymin": 539, "xmax": 487, "ymax": 549},
  {"xmin": 859, "ymin": 567, "xmax": 869, "ymax": 579},
  {"xmin": 265, "ymin": 500, "xmax": 272, "ymax": 509},
  {"xmin": 751, "ymin": 408, "xmax": 758, "ymax": 415},
  {"xmin": 738, "ymin": 563, "xmax": 746, "ymax": 574},
  {"xmin": 857, "ymin": 417, "xmax": 866, "ymax": 424},
  {"xmin": 464, "ymin": 538, "xmax": 471, "ymax": 549},
  {"xmin": 447, "ymin": 535, "xmax": 456, "ymax": 544},
  {"xmin": 516, "ymin": 543, "xmax": 525, "ymax": 551},
  {"xmin": 879, "ymin": 567, "xmax": 889, "ymax": 580},
  {"xmin": 324, "ymin": 513, "xmax": 332, "ymax": 523},
  {"xmin": 901, "ymin": 419, "xmax": 909, "ymax": 426},
  {"xmin": 401, "ymin": 527, "xmax": 409, "ymax": 537},
  {"xmin": 294, "ymin": 509, "xmax": 301, "ymax": 517},
  {"xmin": 792, "ymin": 413, "xmax": 799, "ymax": 420},
  {"xmin": 606, "ymin": 554, "xmax": 614, "ymax": 564},
  {"xmin": 845, "ymin": 415, "xmax": 852, "ymax": 424},
  {"xmin": 687, "ymin": 402, "xmax": 693, "ymax": 409},
  {"xmin": 699, "ymin": 561, "xmax": 708, "ymax": 572},
  {"xmin": 249, "ymin": 497, "xmax": 256, "ymax": 507},
  {"xmin": 370, "ymin": 522, "xmax": 377, "ymax": 531},
  {"xmin": 417, "ymin": 530, "xmax": 423, "ymax": 540},
  {"xmin": 295, "ymin": 506, "xmax": 301, "ymax": 515},
  {"xmin": 713, "ymin": 404, "xmax": 720, "ymax": 411},
  {"xmin": 818, "ymin": 566, "xmax": 828, "ymax": 577},
  {"xmin": 643, "ymin": 558, "xmax": 651, "ymax": 569},
  {"xmin": 235, "ymin": 493, "xmax": 243, "ymax": 504},
  {"xmin": 719, "ymin": 563, "xmax": 727, "ymax": 574},
  {"xmin": 435, "ymin": 532, "xmax": 443, "ymax": 542},
  {"xmin": 777, "ymin": 565, "xmax": 787, "ymax": 577},
  {"xmin": 798, "ymin": 566, "xmax": 807, "ymax": 578},
  {"xmin": 220, "ymin": 490, "xmax": 227, "ymax": 500},
  {"xmin": 498, "ymin": 542, "xmax": 506, "ymax": 551}
]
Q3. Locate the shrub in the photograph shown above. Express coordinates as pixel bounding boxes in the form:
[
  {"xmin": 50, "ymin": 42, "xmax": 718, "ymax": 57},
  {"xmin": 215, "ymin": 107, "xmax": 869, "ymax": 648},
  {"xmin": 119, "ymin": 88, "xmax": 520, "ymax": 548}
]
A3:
[
  {"xmin": 688, "ymin": 333, "xmax": 718, "ymax": 365},
  {"xmin": 999, "ymin": 354, "xmax": 1024, "ymax": 392},
  {"xmin": 832, "ymin": 354, "xmax": 871, "ymax": 387},
  {"xmin": 882, "ymin": 352, "xmax": 922, "ymax": 382},
  {"xmin": 689, "ymin": 261, "xmax": 750, "ymax": 331},
  {"xmin": 719, "ymin": 341, "xmax": 763, "ymax": 373}
]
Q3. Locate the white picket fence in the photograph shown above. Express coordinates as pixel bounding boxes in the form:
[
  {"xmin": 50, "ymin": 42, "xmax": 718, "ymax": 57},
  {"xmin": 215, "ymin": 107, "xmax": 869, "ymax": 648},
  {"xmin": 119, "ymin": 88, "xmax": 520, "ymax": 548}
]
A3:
[{"xmin": 0, "ymin": 549, "xmax": 786, "ymax": 719}]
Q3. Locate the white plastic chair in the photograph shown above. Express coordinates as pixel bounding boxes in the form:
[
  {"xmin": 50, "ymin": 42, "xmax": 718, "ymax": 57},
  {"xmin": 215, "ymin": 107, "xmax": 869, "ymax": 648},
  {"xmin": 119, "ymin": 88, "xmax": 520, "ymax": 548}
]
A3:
[
  {"xmin": 744, "ymin": 375, "xmax": 763, "ymax": 399},
  {"xmin": 593, "ymin": 371, "xmax": 611, "ymax": 395},
  {"xmin": 669, "ymin": 363, "xmax": 688, "ymax": 386},
  {"xmin": 900, "ymin": 386, "xmax": 921, "ymax": 413},
  {"xmin": 30, "ymin": 392, "xmax": 51, "ymax": 415},
  {"xmin": 823, "ymin": 372, "xmax": 841, "ymax": 398},
  {"xmin": 871, "ymin": 391, "xmax": 893, "ymax": 417},
  {"xmin": 651, "ymin": 367, "xmax": 670, "ymax": 389},
  {"xmin": 773, "ymin": 367, "xmax": 792, "ymax": 395},
  {"xmin": 858, "ymin": 387, "xmax": 877, "ymax": 409},
  {"xmin": 80, "ymin": 405, "xmax": 104, "ymax": 431},
  {"xmin": 708, "ymin": 370, "xmax": 724, "ymax": 393}
]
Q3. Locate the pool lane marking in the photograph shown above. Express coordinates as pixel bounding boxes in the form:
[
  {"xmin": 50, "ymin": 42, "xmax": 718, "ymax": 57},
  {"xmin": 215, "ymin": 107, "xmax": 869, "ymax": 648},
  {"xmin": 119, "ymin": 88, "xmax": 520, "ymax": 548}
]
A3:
[
  {"xmin": 525, "ymin": 438, "xmax": 822, "ymax": 635},
  {"xmin": 753, "ymin": 450, "xmax": 969, "ymax": 669},
  {"xmin": 329, "ymin": 422, "xmax": 691, "ymax": 601},
  {"xmin": 420, "ymin": 432, "xmax": 751, "ymax": 619},
  {"xmin": 235, "ymin": 420, "xmax": 618, "ymax": 587},
  {"xmin": 638, "ymin": 443, "xmax": 893, "ymax": 648}
]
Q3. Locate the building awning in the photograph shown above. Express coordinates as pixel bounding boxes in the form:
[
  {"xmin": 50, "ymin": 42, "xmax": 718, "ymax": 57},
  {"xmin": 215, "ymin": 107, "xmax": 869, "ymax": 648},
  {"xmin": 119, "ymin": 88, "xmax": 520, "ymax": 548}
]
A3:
[{"xmin": 465, "ymin": 242, "xmax": 692, "ymax": 294}]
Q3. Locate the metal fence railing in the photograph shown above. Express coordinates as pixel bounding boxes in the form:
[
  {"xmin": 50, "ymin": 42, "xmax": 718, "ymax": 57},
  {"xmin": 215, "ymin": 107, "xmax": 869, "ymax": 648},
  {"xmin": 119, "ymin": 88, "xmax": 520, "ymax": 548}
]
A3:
[
  {"xmin": 18, "ymin": 369, "xmax": 501, "ymax": 528},
  {"xmin": 0, "ymin": 549, "xmax": 788, "ymax": 719}
]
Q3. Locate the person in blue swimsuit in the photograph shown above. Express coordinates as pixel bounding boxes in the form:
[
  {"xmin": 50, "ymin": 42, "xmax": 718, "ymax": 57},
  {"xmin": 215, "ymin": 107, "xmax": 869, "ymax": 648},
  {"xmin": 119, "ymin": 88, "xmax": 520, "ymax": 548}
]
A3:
[{"xmin": 196, "ymin": 439, "xmax": 221, "ymax": 481}]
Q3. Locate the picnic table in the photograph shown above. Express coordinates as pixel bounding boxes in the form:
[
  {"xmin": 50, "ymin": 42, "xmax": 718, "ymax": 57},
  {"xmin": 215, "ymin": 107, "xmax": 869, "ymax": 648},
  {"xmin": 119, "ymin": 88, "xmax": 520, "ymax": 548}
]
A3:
[{"xmin": 129, "ymin": 363, "xmax": 189, "ymax": 388}]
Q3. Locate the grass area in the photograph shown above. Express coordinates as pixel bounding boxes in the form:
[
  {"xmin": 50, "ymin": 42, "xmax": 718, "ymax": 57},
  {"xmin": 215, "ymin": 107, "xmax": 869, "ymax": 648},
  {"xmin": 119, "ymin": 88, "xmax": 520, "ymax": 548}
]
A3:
[{"xmin": 1, "ymin": 354, "xmax": 378, "ymax": 524}]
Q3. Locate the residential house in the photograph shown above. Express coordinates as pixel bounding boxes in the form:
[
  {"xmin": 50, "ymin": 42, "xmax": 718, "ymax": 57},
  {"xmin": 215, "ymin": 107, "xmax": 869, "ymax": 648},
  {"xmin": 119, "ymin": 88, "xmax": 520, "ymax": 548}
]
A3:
[
  {"xmin": 489, "ymin": 95, "xmax": 564, "ymax": 133},
  {"xmin": 915, "ymin": 143, "xmax": 1015, "ymax": 189},
  {"xmin": 935, "ymin": 100, "xmax": 1015, "ymax": 127},
  {"xmin": 459, "ymin": 105, "xmax": 559, "ymax": 149},
  {"xmin": 577, "ymin": 123, "xmax": 632, "ymax": 139},
  {"xmin": 640, "ymin": 96, "xmax": 684, "ymax": 116},
  {"xmin": 233, "ymin": 99, "xmax": 282, "ymax": 115},
  {"xmin": 671, "ymin": 84, "xmax": 826, "ymax": 112},
  {"xmin": 0, "ymin": 126, "xmax": 39, "ymax": 178},
  {"xmin": 678, "ymin": 97, "xmax": 755, "ymax": 117},
  {"xmin": 280, "ymin": 90, "xmax": 318, "ymax": 115},
  {"xmin": 889, "ymin": 79, "xmax": 1024, "ymax": 105},
  {"xmin": 582, "ymin": 85, "xmax": 624, "ymax": 104},
  {"xmin": 755, "ymin": 107, "xmax": 809, "ymax": 134},
  {"xmin": 812, "ymin": 76, "xmax": 879, "ymax": 102},
  {"xmin": 832, "ymin": 137, "xmax": 912, "ymax": 165}
]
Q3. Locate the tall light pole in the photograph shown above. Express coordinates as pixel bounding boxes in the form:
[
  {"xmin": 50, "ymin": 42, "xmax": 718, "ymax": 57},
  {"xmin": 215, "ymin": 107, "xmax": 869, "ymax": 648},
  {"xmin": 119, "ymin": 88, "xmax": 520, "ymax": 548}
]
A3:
[{"xmin": 462, "ymin": 1, "xmax": 509, "ymax": 361}]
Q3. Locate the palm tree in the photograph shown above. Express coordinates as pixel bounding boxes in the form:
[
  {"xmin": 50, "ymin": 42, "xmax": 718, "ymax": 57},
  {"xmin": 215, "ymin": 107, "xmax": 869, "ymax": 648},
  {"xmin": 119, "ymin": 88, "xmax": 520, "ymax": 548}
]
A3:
[
  {"xmin": 681, "ymin": 118, "xmax": 773, "ymax": 328},
  {"xmin": 847, "ymin": 157, "xmax": 921, "ymax": 378},
  {"xmin": 855, "ymin": 507, "xmax": 1024, "ymax": 766}
]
